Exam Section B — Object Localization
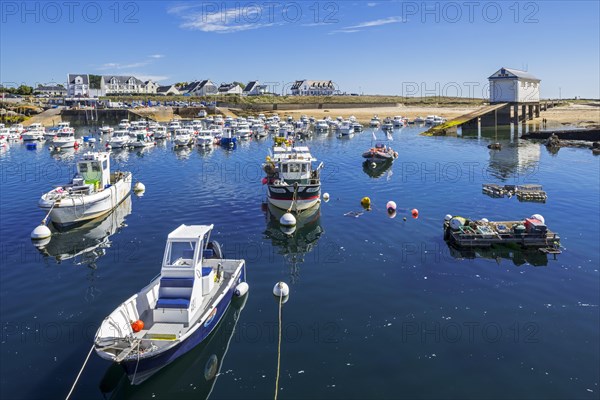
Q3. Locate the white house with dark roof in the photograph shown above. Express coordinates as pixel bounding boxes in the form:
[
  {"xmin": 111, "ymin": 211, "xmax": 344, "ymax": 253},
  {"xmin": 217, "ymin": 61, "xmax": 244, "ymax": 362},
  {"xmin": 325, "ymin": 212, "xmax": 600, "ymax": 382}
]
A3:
[
  {"xmin": 488, "ymin": 67, "xmax": 540, "ymax": 103},
  {"xmin": 157, "ymin": 85, "xmax": 180, "ymax": 96},
  {"xmin": 36, "ymin": 85, "xmax": 67, "ymax": 96},
  {"xmin": 243, "ymin": 80, "xmax": 267, "ymax": 96},
  {"xmin": 180, "ymin": 80, "xmax": 218, "ymax": 96},
  {"xmin": 218, "ymin": 83, "xmax": 243, "ymax": 95},
  {"xmin": 291, "ymin": 80, "xmax": 336, "ymax": 96},
  {"xmin": 67, "ymin": 74, "xmax": 90, "ymax": 97},
  {"xmin": 101, "ymin": 75, "xmax": 158, "ymax": 94}
]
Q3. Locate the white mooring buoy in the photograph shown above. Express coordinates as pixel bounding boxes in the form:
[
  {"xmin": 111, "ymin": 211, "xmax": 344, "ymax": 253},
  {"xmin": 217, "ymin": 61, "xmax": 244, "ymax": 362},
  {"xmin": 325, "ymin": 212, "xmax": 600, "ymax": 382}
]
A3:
[
  {"xmin": 31, "ymin": 224, "xmax": 51, "ymax": 240},
  {"xmin": 323, "ymin": 192, "xmax": 330, "ymax": 202},
  {"xmin": 279, "ymin": 212, "xmax": 296, "ymax": 227},
  {"xmin": 273, "ymin": 282, "xmax": 290, "ymax": 298}
]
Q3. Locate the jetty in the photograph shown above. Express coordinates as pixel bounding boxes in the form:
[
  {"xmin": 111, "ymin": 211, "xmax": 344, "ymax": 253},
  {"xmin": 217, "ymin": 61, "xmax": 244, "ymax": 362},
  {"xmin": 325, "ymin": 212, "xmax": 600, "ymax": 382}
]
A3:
[{"xmin": 482, "ymin": 184, "xmax": 547, "ymax": 202}]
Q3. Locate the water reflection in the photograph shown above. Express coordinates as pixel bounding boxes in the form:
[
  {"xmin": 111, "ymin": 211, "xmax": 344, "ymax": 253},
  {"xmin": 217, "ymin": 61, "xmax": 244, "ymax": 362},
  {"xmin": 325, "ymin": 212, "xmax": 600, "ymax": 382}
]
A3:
[
  {"xmin": 487, "ymin": 141, "xmax": 541, "ymax": 181},
  {"xmin": 446, "ymin": 243, "xmax": 552, "ymax": 267},
  {"xmin": 362, "ymin": 159, "xmax": 393, "ymax": 179},
  {"xmin": 99, "ymin": 295, "xmax": 247, "ymax": 400},
  {"xmin": 263, "ymin": 203, "xmax": 323, "ymax": 282},
  {"xmin": 33, "ymin": 195, "xmax": 132, "ymax": 267}
]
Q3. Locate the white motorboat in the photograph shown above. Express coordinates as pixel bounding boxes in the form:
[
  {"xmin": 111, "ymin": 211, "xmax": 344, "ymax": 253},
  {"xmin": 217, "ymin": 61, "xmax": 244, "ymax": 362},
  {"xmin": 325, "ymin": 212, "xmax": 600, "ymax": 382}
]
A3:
[
  {"xmin": 22, "ymin": 123, "xmax": 46, "ymax": 140},
  {"xmin": 100, "ymin": 125, "xmax": 114, "ymax": 135},
  {"xmin": 108, "ymin": 130, "xmax": 132, "ymax": 148},
  {"xmin": 392, "ymin": 116, "xmax": 405, "ymax": 128},
  {"xmin": 52, "ymin": 131, "xmax": 79, "ymax": 149},
  {"xmin": 118, "ymin": 119, "xmax": 131, "ymax": 130},
  {"xmin": 352, "ymin": 122, "xmax": 363, "ymax": 132},
  {"xmin": 236, "ymin": 123, "xmax": 252, "ymax": 139},
  {"xmin": 130, "ymin": 133, "xmax": 155, "ymax": 148},
  {"xmin": 425, "ymin": 115, "xmax": 436, "ymax": 125},
  {"xmin": 252, "ymin": 123, "xmax": 267, "ymax": 138},
  {"xmin": 314, "ymin": 120, "xmax": 329, "ymax": 133},
  {"xmin": 94, "ymin": 224, "xmax": 248, "ymax": 384},
  {"xmin": 381, "ymin": 118, "xmax": 394, "ymax": 131},
  {"xmin": 167, "ymin": 120, "xmax": 182, "ymax": 133},
  {"xmin": 263, "ymin": 145, "xmax": 323, "ymax": 211},
  {"xmin": 173, "ymin": 128, "xmax": 193, "ymax": 147},
  {"xmin": 153, "ymin": 126, "xmax": 169, "ymax": 139},
  {"xmin": 38, "ymin": 152, "xmax": 132, "ymax": 226},
  {"xmin": 432, "ymin": 116, "xmax": 447, "ymax": 126},
  {"xmin": 369, "ymin": 116, "xmax": 381, "ymax": 128},
  {"xmin": 9, "ymin": 123, "xmax": 24, "ymax": 136},
  {"xmin": 338, "ymin": 121, "xmax": 354, "ymax": 136},
  {"xmin": 195, "ymin": 131, "xmax": 214, "ymax": 147},
  {"xmin": 413, "ymin": 116, "xmax": 425, "ymax": 124}
]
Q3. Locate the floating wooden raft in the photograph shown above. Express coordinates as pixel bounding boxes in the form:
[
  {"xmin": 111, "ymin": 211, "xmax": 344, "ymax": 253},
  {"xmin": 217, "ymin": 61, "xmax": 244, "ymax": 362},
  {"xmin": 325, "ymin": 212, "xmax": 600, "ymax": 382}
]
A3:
[
  {"xmin": 444, "ymin": 219, "xmax": 559, "ymax": 248},
  {"xmin": 482, "ymin": 184, "xmax": 547, "ymax": 202}
]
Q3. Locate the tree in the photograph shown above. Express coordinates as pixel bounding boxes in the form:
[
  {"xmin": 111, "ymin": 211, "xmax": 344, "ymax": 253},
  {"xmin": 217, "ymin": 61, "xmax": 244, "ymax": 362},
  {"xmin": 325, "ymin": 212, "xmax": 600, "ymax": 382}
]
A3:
[
  {"xmin": 233, "ymin": 81, "xmax": 245, "ymax": 90},
  {"xmin": 16, "ymin": 85, "xmax": 33, "ymax": 95},
  {"xmin": 89, "ymin": 74, "xmax": 102, "ymax": 89}
]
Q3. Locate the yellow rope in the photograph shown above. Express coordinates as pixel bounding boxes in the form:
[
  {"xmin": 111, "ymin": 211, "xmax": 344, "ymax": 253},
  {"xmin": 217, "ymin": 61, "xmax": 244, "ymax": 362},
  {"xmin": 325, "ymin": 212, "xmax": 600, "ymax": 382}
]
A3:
[{"xmin": 274, "ymin": 288, "xmax": 283, "ymax": 400}]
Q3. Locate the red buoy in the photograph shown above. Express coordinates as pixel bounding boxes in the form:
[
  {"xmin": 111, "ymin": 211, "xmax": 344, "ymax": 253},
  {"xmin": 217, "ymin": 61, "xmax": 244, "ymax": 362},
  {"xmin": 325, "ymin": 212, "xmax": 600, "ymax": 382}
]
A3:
[
  {"xmin": 411, "ymin": 209, "xmax": 419, "ymax": 219},
  {"xmin": 131, "ymin": 320, "xmax": 144, "ymax": 333}
]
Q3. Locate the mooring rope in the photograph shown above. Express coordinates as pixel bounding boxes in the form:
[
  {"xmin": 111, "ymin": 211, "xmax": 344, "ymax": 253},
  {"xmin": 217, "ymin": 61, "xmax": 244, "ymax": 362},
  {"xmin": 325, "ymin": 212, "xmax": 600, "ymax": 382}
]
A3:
[
  {"xmin": 65, "ymin": 344, "xmax": 95, "ymax": 400},
  {"xmin": 274, "ymin": 287, "xmax": 283, "ymax": 400},
  {"xmin": 131, "ymin": 340, "xmax": 142, "ymax": 384}
]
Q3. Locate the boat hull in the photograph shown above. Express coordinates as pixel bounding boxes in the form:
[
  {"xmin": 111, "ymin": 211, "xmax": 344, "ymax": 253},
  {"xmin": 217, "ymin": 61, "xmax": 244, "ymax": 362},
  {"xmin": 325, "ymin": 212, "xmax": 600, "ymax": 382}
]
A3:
[
  {"xmin": 120, "ymin": 268, "xmax": 245, "ymax": 384},
  {"xmin": 38, "ymin": 173, "xmax": 132, "ymax": 226},
  {"xmin": 267, "ymin": 183, "xmax": 320, "ymax": 211}
]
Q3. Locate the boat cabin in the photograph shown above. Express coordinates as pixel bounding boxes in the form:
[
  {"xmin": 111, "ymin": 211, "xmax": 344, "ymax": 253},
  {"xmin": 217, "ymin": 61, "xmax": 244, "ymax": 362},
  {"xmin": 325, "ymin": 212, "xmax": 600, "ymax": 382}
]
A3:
[
  {"xmin": 156, "ymin": 224, "xmax": 217, "ymax": 324},
  {"xmin": 271, "ymin": 146, "xmax": 320, "ymax": 184},
  {"xmin": 76, "ymin": 152, "xmax": 111, "ymax": 190}
]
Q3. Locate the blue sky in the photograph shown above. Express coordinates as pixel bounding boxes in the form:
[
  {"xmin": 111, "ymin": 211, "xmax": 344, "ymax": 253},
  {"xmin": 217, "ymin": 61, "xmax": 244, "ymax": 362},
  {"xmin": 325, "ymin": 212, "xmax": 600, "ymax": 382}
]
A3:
[{"xmin": 1, "ymin": 1, "xmax": 598, "ymax": 98}]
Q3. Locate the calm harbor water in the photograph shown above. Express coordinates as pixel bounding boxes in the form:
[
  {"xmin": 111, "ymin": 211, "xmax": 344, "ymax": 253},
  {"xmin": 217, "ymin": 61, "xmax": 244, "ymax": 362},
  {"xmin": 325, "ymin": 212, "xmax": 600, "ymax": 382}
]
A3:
[{"xmin": 0, "ymin": 124, "xmax": 598, "ymax": 399}]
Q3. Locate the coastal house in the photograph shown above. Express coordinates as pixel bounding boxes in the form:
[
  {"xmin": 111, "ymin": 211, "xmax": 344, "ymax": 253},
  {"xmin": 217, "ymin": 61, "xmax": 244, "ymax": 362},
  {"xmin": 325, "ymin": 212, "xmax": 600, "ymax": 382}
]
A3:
[
  {"xmin": 36, "ymin": 85, "xmax": 67, "ymax": 97},
  {"xmin": 157, "ymin": 85, "xmax": 180, "ymax": 96},
  {"xmin": 291, "ymin": 80, "xmax": 336, "ymax": 96},
  {"xmin": 218, "ymin": 83, "xmax": 243, "ymax": 95},
  {"xmin": 101, "ymin": 75, "xmax": 158, "ymax": 95},
  {"xmin": 243, "ymin": 80, "xmax": 267, "ymax": 96},
  {"xmin": 67, "ymin": 74, "xmax": 90, "ymax": 97},
  {"xmin": 180, "ymin": 80, "xmax": 218, "ymax": 96},
  {"xmin": 488, "ymin": 68, "xmax": 540, "ymax": 103}
]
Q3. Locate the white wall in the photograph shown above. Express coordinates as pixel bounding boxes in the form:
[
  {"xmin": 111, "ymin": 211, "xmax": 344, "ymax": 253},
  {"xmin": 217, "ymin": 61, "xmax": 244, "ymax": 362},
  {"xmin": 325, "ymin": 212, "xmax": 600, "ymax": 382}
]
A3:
[
  {"xmin": 490, "ymin": 80, "xmax": 518, "ymax": 102},
  {"xmin": 517, "ymin": 80, "xmax": 540, "ymax": 102}
]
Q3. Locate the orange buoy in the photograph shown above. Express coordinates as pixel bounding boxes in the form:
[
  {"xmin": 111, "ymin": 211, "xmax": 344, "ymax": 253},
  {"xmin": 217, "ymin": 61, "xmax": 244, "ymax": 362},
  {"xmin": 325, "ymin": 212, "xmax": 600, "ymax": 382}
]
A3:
[
  {"xmin": 131, "ymin": 320, "xmax": 144, "ymax": 333},
  {"xmin": 411, "ymin": 208, "xmax": 419, "ymax": 219}
]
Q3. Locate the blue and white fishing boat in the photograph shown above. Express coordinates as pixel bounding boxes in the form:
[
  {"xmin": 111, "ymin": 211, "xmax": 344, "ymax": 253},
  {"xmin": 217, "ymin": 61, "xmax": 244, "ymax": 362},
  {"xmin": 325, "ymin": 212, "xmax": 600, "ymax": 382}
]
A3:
[
  {"xmin": 94, "ymin": 224, "xmax": 248, "ymax": 384},
  {"xmin": 219, "ymin": 128, "xmax": 237, "ymax": 147}
]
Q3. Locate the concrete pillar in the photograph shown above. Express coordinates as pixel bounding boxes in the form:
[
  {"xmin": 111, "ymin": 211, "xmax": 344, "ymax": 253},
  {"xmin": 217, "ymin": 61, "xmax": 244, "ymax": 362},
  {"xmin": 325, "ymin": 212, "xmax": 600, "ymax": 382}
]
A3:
[
  {"xmin": 461, "ymin": 117, "xmax": 478, "ymax": 132},
  {"xmin": 512, "ymin": 104, "xmax": 519, "ymax": 124},
  {"xmin": 497, "ymin": 105, "xmax": 511, "ymax": 125},
  {"xmin": 521, "ymin": 105, "xmax": 527, "ymax": 122},
  {"xmin": 481, "ymin": 110, "xmax": 497, "ymax": 127},
  {"xmin": 535, "ymin": 104, "xmax": 540, "ymax": 118},
  {"xmin": 528, "ymin": 104, "xmax": 533, "ymax": 120}
]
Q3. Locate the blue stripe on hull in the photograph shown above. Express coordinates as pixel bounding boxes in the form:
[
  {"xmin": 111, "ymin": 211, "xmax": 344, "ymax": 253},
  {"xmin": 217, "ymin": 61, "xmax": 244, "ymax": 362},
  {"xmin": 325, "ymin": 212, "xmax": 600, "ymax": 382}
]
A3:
[{"xmin": 121, "ymin": 273, "xmax": 245, "ymax": 384}]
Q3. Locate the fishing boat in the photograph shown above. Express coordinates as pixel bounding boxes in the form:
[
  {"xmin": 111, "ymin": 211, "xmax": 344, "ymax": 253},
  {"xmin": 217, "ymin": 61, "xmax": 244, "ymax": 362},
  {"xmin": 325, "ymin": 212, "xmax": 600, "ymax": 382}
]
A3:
[
  {"xmin": 314, "ymin": 120, "xmax": 329, "ymax": 133},
  {"xmin": 118, "ymin": 119, "xmax": 131, "ymax": 130},
  {"xmin": 38, "ymin": 151, "xmax": 132, "ymax": 226},
  {"xmin": 173, "ymin": 128, "xmax": 193, "ymax": 147},
  {"xmin": 130, "ymin": 133, "xmax": 155, "ymax": 148},
  {"xmin": 8, "ymin": 123, "xmax": 24, "ymax": 137},
  {"xmin": 219, "ymin": 128, "xmax": 237, "ymax": 147},
  {"xmin": 263, "ymin": 145, "xmax": 323, "ymax": 211},
  {"xmin": 392, "ymin": 116, "xmax": 405, "ymax": 128},
  {"xmin": 94, "ymin": 224, "xmax": 248, "ymax": 384},
  {"xmin": 352, "ymin": 122, "xmax": 363, "ymax": 132},
  {"xmin": 236, "ymin": 123, "xmax": 252, "ymax": 139},
  {"xmin": 167, "ymin": 120, "xmax": 182, "ymax": 133},
  {"xmin": 362, "ymin": 143, "xmax": 399, "ymax": 163},
  {"xmin": 153, "ymin": 126, "xmax": 169, "ymax": 140},
  {"xmin": 195, "ymin": 131, "xmax": 214, "ymax": 148},
  {"xmin": 108, "ymin": 130, "xmax": 132, "ymax": 148}
]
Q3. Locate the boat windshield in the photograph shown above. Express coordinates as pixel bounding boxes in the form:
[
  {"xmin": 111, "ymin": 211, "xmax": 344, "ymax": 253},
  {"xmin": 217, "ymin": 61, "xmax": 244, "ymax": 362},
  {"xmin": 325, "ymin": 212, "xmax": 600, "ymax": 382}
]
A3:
[{"xmin": 165, "ymin": 241, "xmax": 197, "ymax": 267}]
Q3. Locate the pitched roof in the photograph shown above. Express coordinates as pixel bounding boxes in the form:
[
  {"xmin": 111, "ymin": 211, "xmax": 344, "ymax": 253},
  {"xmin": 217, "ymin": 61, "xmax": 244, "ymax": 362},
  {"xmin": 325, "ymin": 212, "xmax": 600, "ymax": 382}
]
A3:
[
  {"xmin": 157, "ymin": 85, "xmax": 177, "ymax": 93},
  {"xmin": 489, "ymin": 68, "xmax": 540, "ymax": 81},
  {"xmin": 244, "ymin": 81, "xmax": 258, "ymax": 93},
  {"xmin": 292, "ymin": 80, "xmax": 334, "ymax": 90},
  {"xmin": 181, "ymin": 80, "xmax": 212, "ymax": 93},
  {"xmin": 68, "ymin": 74, "xmax": 89, "ymax": 84},
  {"xmin": 103, "ymin": 75, "xmax": 145, "ymax": 85}
]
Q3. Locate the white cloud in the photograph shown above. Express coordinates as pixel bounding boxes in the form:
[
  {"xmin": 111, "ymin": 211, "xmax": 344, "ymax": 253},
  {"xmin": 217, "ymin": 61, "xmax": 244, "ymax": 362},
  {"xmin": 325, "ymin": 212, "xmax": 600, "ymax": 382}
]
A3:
[
  {"xmin": 330, "ymin": 16, "xmax": 403, "ymax": 34},
  {"xmin": 367, "ymin": 2, "xmax": 377, "ymax": 6},
  {"xmin": 149, "ymin": 54, "xmax": 165, "ymax": 59},
  {"xmin": 169, "ymin": 4, "xmax": 278, "ymax": 34},
  {"xmin": 121, "ymin": 73, "xmax": 169, "ymax": 82}
]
